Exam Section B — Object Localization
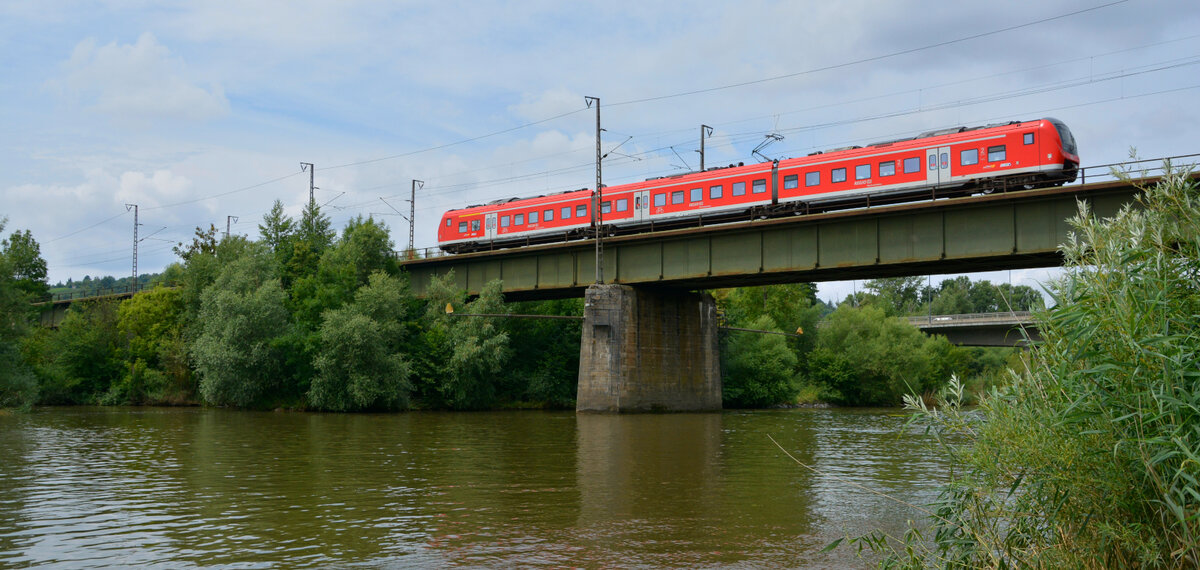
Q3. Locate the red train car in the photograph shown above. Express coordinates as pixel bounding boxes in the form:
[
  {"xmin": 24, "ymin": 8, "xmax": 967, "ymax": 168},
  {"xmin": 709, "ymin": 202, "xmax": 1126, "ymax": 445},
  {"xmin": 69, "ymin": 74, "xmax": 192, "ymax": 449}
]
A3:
[{"xmin": 437, "ymin": 117, "xmax": 1078, "ymax": 253}]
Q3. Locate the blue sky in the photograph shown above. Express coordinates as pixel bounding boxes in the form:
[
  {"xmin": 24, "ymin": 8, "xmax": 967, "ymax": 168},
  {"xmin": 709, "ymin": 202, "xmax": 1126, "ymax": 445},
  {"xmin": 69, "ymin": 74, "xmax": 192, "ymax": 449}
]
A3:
[{"xmin": 3, "ymin": 0, "xmax": 1199, "ymax": 302}]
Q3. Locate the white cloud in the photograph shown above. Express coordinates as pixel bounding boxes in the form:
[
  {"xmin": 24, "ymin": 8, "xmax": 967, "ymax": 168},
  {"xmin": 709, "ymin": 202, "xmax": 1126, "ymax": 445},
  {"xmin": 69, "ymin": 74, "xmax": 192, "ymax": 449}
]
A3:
[
  {"xmin": 116, "ymin": 169, "xmax": 194, "ymax": 208},
  {"xmin": 51, "ymin": 32, "xmax": 229, "ymax": 124}
]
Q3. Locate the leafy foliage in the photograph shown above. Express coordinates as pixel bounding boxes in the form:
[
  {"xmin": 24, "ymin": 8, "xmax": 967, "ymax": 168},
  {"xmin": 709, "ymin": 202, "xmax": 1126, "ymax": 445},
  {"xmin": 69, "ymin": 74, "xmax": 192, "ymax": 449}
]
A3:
[
  {"xmin": 722, "ymin": 315, "xmax": 798, "ymax": 407},
  {"xmin": 309, "ymin": 272, "xmax": 413, "ymax": 411},
  {"xmin": 191, "ymin": 249, "xmax": 289, "ymax": 407},
  {"xmin": 417, "ymin": 272, "xmax": 510, "ymax": 409},
  {"xmin": 855, "ymin": 165, "xmax": 1200, "ymax": 567}
]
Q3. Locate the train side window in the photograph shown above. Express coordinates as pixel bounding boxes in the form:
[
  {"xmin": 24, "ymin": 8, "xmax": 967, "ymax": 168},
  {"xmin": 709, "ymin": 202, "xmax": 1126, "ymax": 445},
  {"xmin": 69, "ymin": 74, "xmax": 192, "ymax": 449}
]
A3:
[
  {"xmin": 988, "ymin": 145, "xmax": 1006, "ymax": 162},
  {"xmin": 832, "ymin": 168, "xmax": 847, "ymax": 183},
  {"xmin": 783, "ymin": 174, "xmax": 799, "ymax": 189},
  {"xmin": 544, "ymin": 209, "xmax": 553, "ymax": 222},
  {"xmin": 960, "ymin": 148, "xmax": 978, "ymax": 166},
  {"xmin": 529, "ymin": 211, "xmax": 539, "ymax": 224},
  {"xmin": 690, "ymin": 187, "xmax": 702, "ymax": 202},
  {"xmin": 879, "ymin": 161, "xmax": 895, "ymax": 177},
  {"xmin": 732, "ymin": 182, "xmax": 745, "ymax": 196},
  {"xmin": 855, "ymin": 164, "xmax": 871, "ymax": 180},
  {"xmin": 616, "ymin": 198, "xmax": 628, "ymax": 212},
  {"xmin": 501, "ymin": 216, "xmax": 510, "ymax": 228},
  {"xmin": 710, "ymin": 185, "xmax": 723, "ymax": 199},
  {"xmin": 905, "ymin": 157, "xmax": 920, "ymax": 173},
  {"xmin": 805, "ymin": 171, "xmax": 820, "ymax": 186},
  {"xmin": 654, "ymin": 193, "xmax": 667, "ymax": 207},
  {"xmin": 514, "ymin": 213, "xmax": 525, "ymax": 225},
  {"xmin": 1023, "ymin": 133, "xmax": 1035, "ymax": 145},
  {"xmin": 576, "ymin": 204, "xmax": 587, "ymax": 217},
  {"xmin": 600, "ymin": 201, "xmax": 611, "ymax": 214},
  {"xmin": 672, "ymin": 190, "xmax": 685, "ymax": 204},
  {"xmin": 457, "ymin": 221, "xmax": 467, "ymax": 233},
  {"xmin": 752, "ymin": 179, "xmax": 767, "ymax": 193},
  {"xmin": 471, "ymin": 220, "xmax": 480, "ymax": 232},
  {"xmin": 562, "ymin": 206, "xmax": 572, "ymax": 219}
]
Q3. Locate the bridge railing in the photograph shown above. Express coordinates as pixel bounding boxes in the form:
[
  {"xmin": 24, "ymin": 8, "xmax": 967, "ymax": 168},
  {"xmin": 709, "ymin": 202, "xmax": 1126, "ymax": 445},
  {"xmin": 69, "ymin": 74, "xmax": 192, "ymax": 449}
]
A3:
[
  {"xmin": 44, "ymin": 283, "xmax": 142, "ymax": 303},
  {"xmin": 1075, "ymin": 153, "xmax": 1200, "ymax": 186},
  {"xmin": 906, "ymin": 311, "xmax": 1034, "ymax": 326}
]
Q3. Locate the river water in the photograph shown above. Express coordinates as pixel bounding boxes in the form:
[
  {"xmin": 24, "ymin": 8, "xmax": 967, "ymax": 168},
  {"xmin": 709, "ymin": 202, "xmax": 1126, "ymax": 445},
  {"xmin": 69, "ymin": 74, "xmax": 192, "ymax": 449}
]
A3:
[{"xmin": 0, "ymin": 407, "xmax": 949, "ymax": 568}]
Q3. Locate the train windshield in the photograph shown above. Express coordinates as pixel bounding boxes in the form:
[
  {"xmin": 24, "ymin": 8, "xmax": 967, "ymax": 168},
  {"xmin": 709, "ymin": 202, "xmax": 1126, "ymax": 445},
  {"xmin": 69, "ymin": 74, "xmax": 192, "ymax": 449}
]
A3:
[{"xmin": 1047, "ymin": 118, "xmax": 1077, "ymax": 157}]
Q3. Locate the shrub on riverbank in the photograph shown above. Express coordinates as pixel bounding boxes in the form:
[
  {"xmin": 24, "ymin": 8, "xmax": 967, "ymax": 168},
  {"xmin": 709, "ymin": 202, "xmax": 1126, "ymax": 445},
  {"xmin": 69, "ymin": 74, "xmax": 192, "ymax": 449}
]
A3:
[{"xmin": 857, "ymin": 165, "xmax": 1200, "ymax": 568}]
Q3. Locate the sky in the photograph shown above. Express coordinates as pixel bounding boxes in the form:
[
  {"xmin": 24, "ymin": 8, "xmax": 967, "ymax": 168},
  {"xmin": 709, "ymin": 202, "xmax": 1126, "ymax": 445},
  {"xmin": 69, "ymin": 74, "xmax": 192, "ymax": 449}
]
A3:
[{"xmin": 2, "ymin": 0, "xmax": 1198, "ymax": 303}]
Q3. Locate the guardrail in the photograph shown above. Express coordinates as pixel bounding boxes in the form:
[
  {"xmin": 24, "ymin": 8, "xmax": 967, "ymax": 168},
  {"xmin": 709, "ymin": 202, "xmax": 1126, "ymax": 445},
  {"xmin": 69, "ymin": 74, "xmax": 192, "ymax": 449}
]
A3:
[{"xmin": 906, "ymin": 311, "xmax": 1034, "ymax": 326}]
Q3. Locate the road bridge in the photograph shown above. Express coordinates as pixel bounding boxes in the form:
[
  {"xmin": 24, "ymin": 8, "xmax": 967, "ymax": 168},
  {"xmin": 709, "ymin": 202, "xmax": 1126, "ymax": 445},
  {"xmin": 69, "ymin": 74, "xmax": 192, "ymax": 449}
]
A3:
[{"xmin": 907, "ymin": 312, "xmax": 1040, "ymax": 347}]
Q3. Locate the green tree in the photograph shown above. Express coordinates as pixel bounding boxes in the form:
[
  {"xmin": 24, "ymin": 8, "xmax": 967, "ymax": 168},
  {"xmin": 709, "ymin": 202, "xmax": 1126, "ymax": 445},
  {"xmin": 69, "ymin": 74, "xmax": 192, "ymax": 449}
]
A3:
[
  {"xmin": 39, "ymin": 300, "xmax": 124, "ymax": 404},
  {"xmin": 191, "ymin": 249, "xmax": 289, "ymax": 407},
  {"xmin": 500, "ymin": 298, "xmax": 582, "ymax": 407},
  {"xmin": 722, "ymin": 315, "xmax": 799, "ymax": 407},
  {"xmin": 864, "ymin": 276, "xmax": 924, "ymax": 316},
  {"xmin": 417, "ymin": 272, "xmax": 510, "ymax": 409},
  {"xmin": 2, "ymin": 228, "xmax": 49, "ymax": 299},
  {"xmin": 111, "ymin": 287, "xmax": 191, "ymax": 404},
  {"xmin": 309, "ymin": 272, "xmax": 413, "ymax": 411},
  {"xmin": 807, "ymin": 304, "xmax": 964, "ymax": 405},
  {"xmin": 0, "ymin": 220, "xmax": 41, "ymax": 409},
  {"xmin": 258, "ymin": 200, "xmax": 295, "ymax": 254}
]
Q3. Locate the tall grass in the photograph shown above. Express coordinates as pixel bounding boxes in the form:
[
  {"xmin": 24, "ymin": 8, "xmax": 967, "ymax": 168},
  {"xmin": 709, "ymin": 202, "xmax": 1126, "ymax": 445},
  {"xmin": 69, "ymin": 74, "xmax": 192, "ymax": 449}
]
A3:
[{"xmin": 852, "ymin": 164, "xmax": 1200, "ymax": 568}]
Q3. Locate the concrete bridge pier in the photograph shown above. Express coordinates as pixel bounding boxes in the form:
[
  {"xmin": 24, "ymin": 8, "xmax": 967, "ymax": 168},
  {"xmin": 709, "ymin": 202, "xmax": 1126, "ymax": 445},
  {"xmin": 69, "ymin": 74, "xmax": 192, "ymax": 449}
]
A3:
[{"xmin": 577, "ymin": 284, "xmax": 721, "ymax": 413}]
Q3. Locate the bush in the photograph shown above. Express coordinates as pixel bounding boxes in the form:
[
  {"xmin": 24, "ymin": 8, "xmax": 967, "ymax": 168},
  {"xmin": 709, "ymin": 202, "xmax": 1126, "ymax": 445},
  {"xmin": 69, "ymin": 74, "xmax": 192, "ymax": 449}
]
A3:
[{"xmin": 856, "ymin": 165, "xmax": 1200, "ymax": 567}]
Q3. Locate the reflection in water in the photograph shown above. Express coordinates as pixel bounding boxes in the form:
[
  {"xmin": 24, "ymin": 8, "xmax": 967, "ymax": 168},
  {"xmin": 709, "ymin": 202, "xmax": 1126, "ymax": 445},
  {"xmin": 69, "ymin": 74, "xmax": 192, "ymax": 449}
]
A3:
[{"xmin": 0, "ymin": 407, "xmax": 948, "ymax": 568}]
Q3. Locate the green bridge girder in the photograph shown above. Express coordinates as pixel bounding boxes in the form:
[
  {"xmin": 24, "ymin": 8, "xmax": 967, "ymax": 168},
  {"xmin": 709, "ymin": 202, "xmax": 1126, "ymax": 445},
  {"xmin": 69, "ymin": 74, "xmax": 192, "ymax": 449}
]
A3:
[{"xmin": 403, "ymin": 178, "xmax": 1141, "ymax": 301}]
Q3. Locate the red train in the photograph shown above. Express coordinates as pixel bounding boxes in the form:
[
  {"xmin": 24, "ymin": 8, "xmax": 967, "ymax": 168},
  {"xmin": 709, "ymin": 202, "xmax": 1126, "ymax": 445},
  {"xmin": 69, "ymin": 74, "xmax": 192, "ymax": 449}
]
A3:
[{"xmin": 437, "ymin": 117, "xmax": 1078, "ymax": 253}]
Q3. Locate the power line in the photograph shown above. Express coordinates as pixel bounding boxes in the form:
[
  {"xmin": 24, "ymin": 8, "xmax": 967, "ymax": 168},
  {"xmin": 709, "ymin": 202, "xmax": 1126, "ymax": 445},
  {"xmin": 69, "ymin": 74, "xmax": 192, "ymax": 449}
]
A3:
[{"xmin": 609, "ymin": 0, "xmax": 1131, "ymax": 107}]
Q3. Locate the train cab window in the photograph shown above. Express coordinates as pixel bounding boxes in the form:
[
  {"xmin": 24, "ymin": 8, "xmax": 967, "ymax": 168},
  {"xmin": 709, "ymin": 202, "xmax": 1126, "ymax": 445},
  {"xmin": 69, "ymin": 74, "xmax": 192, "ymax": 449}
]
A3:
[
  {"xmin": 654, "ymin": 193, "xmax": 667, "ymax": 207},
  {"xmin": 905, "ymin": 157, "xmax": 920, "ymax": 174},
  {"xmin": 471, "ymin": 220, "xmax": 480, "ymax": 232},
  {"xmin": 576, "ymin": 204, "xmax": 587, "ymax": 217},
  {"xmin": 457, "ymin": 221, "xmax": 467, "ymax": 233},
  {"xmin": 960, "ymin": 148, "xmax": 979, "ymax": 166},
  {"xmin": 752, "ymin": 179, "xmax": 767, "ymax": 194},
  {"xmin": 710, "ymin": 185, "xmax": 723, "ymax": 199},
  {"xmin": 529, "ymin": 211, "xmax": 539, "ymax": 224},
  {"xmin": 690, "ymin": 187, "xmax": 702, "ymax": 202},
  {"xmin": 988, "ymin": 145, "xmax": 1006, "ymax": 162},
  {"xmin": 672, "ymin": 190, "xmax": 685, "ymax": 204},
  {"xmin": 514, "ymin": 213, "xmax": 525, "ymax": 225},
  {"xmin": 805, "ymin": 171, "xmax": 820, "ymax": 187},
  {"xmin": 562, "ymin": 206, "xmax": 572, "ymax": 219},
  {"xmin": 783, "ymin": 175, "xmax": 799, "ymax": 189},
  {"xmin": 616, "ymin": 198, "xmax": 628, "ymax": 212},
  {"xmin": 832, "ymin": 168, "xmax": 847, "ymax": 183},
  {"xmin": 446, "ymin": 219, "xmax": 452, "ymax": 227},
  {"xmin": 544, "ymin": 209, "xmax": 553, "ymax": 222},
  {"xmin": 1023, "ymin": 133, "xmax": 1035, "ymax": 145},
  {"xmin": 855, "ymin": 164, "xmax": 871, "ymax": 180},
  {"xmin": 500, "ymin": 215, "xmax": 510, "ymax": 228},
  {"xmin": 732, "ymin": 182, "xmax": 746, "ymax": 196},
  {"xmin": 879, "ymin": 161, "xmax": 896, "ymax": 177},
  {"xmin": 600, "ymin": 201, "xmax": 611, "ymax": 214}
]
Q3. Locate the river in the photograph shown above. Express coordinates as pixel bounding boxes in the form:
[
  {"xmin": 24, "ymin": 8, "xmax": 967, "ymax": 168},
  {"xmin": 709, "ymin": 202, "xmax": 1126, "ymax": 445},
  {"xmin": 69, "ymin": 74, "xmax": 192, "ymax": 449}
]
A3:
[{"xmin": 0, "ymin": 407, "xmax": 948, "ymax": 568}]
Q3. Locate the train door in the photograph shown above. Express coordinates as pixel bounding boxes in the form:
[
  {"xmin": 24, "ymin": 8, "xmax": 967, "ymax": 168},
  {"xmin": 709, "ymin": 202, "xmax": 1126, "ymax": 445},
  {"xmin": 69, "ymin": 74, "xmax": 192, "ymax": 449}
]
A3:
[
  {"xmin": 634, "ymin": 190, "xmax": 651, "ymax": 223},
  {"xmin": 926, "ymin": 146, "xmax": 951, "ymax": 187},
  {"xmin": 485, "ymin": 213, "xmax": 497, "ymax": 240}
]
